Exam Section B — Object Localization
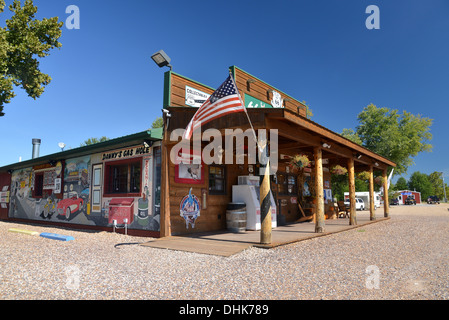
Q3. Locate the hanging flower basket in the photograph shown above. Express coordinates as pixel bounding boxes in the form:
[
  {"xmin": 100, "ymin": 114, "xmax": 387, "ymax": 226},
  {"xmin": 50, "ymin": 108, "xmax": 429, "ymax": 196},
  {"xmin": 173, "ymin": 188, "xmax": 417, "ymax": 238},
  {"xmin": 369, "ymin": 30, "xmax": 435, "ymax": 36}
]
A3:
[
  {"xmin": 357, "ymin": 171, "xmax": 370, "ymax": 181},
  {"xmin": 374, "ymin": 176, "xmax": 385, "ymax": 186},
  {"xmin": 330, "ymin": 165, "xmax": 347, "ymax": 175},
  {"xmin": 289, "ymin": 154, "xmax": 311, "ymax": 170}
]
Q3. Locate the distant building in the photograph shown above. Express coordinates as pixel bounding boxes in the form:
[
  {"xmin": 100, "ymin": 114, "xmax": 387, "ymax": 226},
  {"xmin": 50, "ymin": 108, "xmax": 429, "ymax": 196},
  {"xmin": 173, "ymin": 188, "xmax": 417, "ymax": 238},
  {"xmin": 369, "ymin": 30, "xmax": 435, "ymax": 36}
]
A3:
[{"xmin": 395, "ymin": 190, "xmax": 421, "ymax": 204}]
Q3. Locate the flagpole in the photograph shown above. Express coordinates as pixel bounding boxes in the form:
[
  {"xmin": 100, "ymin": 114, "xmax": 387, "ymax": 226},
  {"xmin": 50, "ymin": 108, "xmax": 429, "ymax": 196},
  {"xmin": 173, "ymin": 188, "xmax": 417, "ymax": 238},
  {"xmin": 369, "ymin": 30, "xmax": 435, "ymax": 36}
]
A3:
[
  {"xmin": 228, "ymin": 69, "xmax": 259, "ymax": 149},
  {"xmin": 229, "ymin": 70, "xmax": 272, "ymax": 244}
]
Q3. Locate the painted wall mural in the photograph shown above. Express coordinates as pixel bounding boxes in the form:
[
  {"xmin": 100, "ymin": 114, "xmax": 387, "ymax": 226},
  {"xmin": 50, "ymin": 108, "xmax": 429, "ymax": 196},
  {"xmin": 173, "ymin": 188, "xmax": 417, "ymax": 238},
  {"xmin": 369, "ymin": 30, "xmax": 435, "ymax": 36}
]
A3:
[
  {"xmin": 8, "ymin": 146, "xmax": 162, "ymax": 232},
  {"xmin": 9, "ymin": 157, "xmax": 94, "ymax": 226}
]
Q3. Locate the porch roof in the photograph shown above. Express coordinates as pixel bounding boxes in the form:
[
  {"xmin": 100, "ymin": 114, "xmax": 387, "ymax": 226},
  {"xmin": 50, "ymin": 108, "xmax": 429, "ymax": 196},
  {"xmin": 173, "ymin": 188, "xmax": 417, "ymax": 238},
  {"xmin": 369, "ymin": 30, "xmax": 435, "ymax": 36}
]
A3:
[{"xmin": 164, "ymin": 106, "xmax": 396, "ymax": 171}]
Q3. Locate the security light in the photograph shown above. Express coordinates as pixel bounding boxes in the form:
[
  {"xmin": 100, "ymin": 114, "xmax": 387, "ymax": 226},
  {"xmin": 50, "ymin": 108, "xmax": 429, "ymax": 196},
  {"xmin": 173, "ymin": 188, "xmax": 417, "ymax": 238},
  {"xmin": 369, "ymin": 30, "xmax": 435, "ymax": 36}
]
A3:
[
  {"xmin": 162, "ymin": 108, "xmax": 171, "ymax": 118},
  {"xmin": 143, "ymin": 140, "xmax": 153, "ymax": 148},
  {"xmin": 151, "ymin": 50, "xmax": 172, "ymax": 70}
]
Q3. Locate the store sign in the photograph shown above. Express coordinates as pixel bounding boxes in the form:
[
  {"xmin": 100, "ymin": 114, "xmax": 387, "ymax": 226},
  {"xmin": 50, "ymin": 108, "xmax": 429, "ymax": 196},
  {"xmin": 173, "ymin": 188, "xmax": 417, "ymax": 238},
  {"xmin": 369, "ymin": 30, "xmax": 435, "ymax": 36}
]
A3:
[
  {"xmin": 102, "ymin": 145, "xmax": 151, "ymax": 161},
  {"xmin": 245, "ymin": 94, "xmax": 272, "ymax": 108},
  {"xmin": 185, "ymin": 86, "xmax": 210, "ymax": 108},
  {"xmin": 0, "ymin": 187, "xmax": 9, "ymax": 203},
  {"xmin": 271, "ymin": 91, "xmax": 284, "ymax": 108},
  {"xmin": 245, "ymin": 93, "xmax": 284, "ymax": 109}
]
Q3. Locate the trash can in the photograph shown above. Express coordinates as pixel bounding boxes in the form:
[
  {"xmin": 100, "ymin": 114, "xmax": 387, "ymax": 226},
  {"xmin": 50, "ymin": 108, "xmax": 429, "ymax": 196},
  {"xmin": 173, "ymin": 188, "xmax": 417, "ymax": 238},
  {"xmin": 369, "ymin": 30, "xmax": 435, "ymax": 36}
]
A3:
[{"xmin": 226, "ymin": 202, "xmax": 247, "ymax": 233}]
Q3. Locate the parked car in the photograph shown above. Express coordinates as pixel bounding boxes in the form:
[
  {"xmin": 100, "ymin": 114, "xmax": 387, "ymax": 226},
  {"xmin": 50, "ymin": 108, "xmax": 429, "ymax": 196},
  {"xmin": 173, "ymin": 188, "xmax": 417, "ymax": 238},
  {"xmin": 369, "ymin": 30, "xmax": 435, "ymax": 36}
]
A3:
[
  {"xmin": 344, "ymin": 198, "xmax": 366, "ymax": 210},
  {"xmin": 427, "ymin": 196, "xmax": 440, "ymax": 204},
  {"xmin": 390, "ymin": 198, "xmax": 399, "ymax": 205},
  {"xmin": 56, "ymin": 196, "xmax": 84, "ymax": 220},
  {"xmin": 405, "ymin": 196, "xmax": 416, "ymax": 205}
]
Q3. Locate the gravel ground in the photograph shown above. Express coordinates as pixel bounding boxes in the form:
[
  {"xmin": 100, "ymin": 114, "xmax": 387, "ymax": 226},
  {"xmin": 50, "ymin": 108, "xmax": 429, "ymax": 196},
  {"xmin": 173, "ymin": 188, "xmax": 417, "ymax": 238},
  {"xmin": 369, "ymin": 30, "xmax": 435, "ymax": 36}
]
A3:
[{"xmin": 0, "ymin": 204, "xmax": 448, "ymax": 300}]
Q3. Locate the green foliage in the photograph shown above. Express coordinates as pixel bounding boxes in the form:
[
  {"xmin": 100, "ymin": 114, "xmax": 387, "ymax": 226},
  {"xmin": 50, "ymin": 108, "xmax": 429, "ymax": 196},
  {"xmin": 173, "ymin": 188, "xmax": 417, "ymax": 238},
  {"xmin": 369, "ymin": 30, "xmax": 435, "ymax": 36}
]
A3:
[
  {"xmin": 330, "ymin": 173, "xmax": 369, "ymax": 201},
  {"xmin": 151, "ymin": 116, "xmax": 163, "ymax": 129},
  {"xmin": 341, "ymin": 128, "xmax": 362, "ymax": 145},
  {"xmin": 341, "ymin": 104, "xmax": 433, "ymax": 175},
  {"xmin": 394, "ymin": 177, "xmax": 408, "ymax": 190},
  {"xmin": 80, "ymin": 136, "xmax": 110, "ymax": 147},
  {"xmin": 407, "ymin": 171, "xmax": 433, "ymax": 200},
  {"xmin": 427, "ymin": 171, "xmax": 448, "ymax": 200},
  {"xmin": 0, "ymin": 0, "xmax": 63, "ymax": 116}
]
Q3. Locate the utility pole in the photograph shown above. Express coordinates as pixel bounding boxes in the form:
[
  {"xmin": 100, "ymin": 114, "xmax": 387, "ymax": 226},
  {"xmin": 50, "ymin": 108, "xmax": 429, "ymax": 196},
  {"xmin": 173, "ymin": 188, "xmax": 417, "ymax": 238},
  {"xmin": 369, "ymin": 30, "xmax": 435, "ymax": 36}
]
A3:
[{"xmin": 442, "ymin": 173, "xmax": 447, "ymax": 203}]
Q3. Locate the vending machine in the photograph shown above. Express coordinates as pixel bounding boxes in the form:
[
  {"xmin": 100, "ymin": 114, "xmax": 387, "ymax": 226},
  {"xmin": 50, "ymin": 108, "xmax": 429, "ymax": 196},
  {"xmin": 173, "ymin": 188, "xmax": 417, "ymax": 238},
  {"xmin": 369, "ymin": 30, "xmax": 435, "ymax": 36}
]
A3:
[{"xmin": 232, "ymin": 176, "xmax": 277, "ymax": 231}]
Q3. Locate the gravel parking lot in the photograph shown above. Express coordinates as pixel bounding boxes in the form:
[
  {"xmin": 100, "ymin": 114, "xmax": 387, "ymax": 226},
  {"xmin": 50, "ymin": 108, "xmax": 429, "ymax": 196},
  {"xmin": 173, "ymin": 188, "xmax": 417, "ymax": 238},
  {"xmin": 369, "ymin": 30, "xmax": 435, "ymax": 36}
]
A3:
[{"xmin": 1, "ymin": 204, "xmax": 448, "ymax": 300}]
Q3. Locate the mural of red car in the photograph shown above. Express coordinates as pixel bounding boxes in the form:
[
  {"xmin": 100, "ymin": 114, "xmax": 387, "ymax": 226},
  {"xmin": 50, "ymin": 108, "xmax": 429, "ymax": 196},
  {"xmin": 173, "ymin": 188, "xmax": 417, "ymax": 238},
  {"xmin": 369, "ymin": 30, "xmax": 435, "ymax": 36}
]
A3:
[{"xmin": 56, "ymin": 196, "xmax": 84, "ymax": 220}]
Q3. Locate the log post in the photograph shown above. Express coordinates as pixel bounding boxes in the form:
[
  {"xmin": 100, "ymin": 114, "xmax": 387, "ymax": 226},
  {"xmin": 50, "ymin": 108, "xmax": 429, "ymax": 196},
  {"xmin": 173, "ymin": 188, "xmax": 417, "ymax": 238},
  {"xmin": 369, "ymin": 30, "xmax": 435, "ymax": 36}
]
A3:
[
  {"xmin": 260, "ymin": 142, "xmax": 272, "ymax": 244},
  {"xmin": 369, "ymin": 165, "xmax": 376, "ymax": 221},
  {"xmin": 383, "ymin": 168, "xmax": 389, "ymax": 218},
  {"xmin": 347, "ymin": 157, "xmax": 357, "ymax": 225},
  {"xmin": 314, "ymin": 147, "xmax": 325, "ymax": 233}
]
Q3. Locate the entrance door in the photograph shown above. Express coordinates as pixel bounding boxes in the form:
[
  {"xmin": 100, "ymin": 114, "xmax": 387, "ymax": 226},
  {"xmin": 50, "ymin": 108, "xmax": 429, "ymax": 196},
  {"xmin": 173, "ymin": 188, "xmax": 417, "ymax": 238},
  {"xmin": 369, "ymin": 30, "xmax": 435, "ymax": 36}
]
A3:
[{"xmin": 91, "ymin": 164, "xmax": 103, "ymax": 214}]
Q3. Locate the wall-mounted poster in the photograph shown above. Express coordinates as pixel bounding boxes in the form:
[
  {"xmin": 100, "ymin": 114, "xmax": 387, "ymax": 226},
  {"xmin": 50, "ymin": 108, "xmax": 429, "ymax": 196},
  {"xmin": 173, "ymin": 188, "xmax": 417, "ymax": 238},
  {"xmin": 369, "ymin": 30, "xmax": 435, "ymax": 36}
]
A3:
[
  {"xmin": 180, "ymin": 188, "xmax": 201, "ymax": 229},
  {"xmin": 185, "ymin": 86, "xmax": 210, "ymax": 108},
  {"xmin": 174, "ymin": 149, "xmax": 204, "ymax": 184},
  {"xmin": 175, "ymin": 163, "xmax": 204, "ymax": 184}
]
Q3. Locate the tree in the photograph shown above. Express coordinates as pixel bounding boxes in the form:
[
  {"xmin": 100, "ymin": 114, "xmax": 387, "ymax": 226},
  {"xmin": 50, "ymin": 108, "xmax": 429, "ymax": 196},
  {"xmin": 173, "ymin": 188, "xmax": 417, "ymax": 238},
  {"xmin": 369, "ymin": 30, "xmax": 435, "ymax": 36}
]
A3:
[
  {"xmin": 428, "ymin": 171, "xmax": 448, "ymax": 200},
  {"xmin": 408, "ymin": 171, "xmax": 433, "ymax": 200},
  {"xmin": 342, "ymin": 104, "xmax": 433, "ymax": 175},
  {"xmin": 151, "ymin": 117, "xmax": 163, "ymax": 129},
  {"xmin": 0, "ymin": 0, "xmax": 63, "ymax": 116},
  {"xmin": 341, "ymin": 128, "xmax": 362, "ymax": 145},
  {"xmin": 331, "ymin": 172, "xmax": 369, "ymax": 201},
  {"xmin": 394, "ymin": 177, "xmax": 408, "ymax": 191},
  {"xmin": 80, "ymin": 136, "xmax": 110, "ymax": 147}
]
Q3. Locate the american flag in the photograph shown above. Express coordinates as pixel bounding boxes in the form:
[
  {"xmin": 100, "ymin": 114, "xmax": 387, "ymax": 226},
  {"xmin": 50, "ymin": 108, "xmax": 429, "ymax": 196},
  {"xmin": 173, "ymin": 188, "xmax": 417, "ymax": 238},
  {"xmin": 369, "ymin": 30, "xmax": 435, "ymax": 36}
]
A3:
[{"xmin": 183, "ymin": 74, "xmax": 246, "ymax": 139}]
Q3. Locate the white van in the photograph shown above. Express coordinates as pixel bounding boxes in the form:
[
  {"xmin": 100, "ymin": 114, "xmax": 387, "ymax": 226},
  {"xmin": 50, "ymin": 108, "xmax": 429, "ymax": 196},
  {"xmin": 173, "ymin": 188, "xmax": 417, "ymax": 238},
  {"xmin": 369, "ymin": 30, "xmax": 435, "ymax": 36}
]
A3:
[
  {"xmin": 344, "ymin": 198, "xmax": 366, "ymax": 210},
  {"xmin": 344, "ymin": 192, "xmax": 381, "ymax": 209}
]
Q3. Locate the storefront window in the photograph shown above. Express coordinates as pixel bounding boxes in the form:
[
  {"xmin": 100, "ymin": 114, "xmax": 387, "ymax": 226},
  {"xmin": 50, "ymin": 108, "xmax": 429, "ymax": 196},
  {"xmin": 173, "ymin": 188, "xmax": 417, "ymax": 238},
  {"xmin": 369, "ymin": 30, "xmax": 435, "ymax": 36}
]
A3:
[
  {"xmin": 209, "ymin": 165, "xmax": 226, "ymax": 195},
  {"xmin": 277, "ymin": 172, "xmax": 297, "ymax": 195},
  {"xmin": 106, "ymin": 160, "xmax": 141, "ymax": 195}
]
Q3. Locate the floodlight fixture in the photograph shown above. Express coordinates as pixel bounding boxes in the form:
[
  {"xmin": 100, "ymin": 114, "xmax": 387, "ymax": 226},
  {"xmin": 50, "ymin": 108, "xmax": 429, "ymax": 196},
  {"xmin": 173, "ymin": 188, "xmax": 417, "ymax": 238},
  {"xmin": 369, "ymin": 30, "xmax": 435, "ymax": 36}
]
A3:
[{"xmin": 151, "ymin": 50, "xmax": 172, "ymax": 70}]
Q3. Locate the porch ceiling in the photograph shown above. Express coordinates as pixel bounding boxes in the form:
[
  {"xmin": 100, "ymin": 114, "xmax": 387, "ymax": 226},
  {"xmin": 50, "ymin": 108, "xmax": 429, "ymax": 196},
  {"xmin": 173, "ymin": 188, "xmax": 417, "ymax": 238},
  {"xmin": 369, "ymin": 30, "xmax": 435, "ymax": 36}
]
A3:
[{"xmin": 265, "ymin": 109, "xmax": 396, "ymax": 171}]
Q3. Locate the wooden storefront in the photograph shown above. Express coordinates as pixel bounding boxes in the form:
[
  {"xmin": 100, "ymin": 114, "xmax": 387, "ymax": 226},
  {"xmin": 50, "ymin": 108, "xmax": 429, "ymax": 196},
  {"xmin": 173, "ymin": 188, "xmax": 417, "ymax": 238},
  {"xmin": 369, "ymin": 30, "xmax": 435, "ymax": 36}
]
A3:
[{"xmin": 159, "ymin": 66, "xmax": 396, "ymax": 237}]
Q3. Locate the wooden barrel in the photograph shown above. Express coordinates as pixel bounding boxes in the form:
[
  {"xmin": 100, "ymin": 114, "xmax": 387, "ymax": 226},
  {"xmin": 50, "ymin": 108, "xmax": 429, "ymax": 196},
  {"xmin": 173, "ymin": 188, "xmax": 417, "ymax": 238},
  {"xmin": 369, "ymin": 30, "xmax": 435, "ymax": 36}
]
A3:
[{"xmin": 226, "ymin": 202, "xmax": 247, "ymax": 233}]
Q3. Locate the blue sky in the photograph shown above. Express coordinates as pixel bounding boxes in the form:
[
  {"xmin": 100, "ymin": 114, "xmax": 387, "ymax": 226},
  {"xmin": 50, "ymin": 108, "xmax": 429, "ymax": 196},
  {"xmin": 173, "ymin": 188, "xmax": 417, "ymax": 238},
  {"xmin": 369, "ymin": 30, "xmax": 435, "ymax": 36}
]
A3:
[{"xmin": 1, "ymin": 0, "xmax": 448, "ymax": 183}]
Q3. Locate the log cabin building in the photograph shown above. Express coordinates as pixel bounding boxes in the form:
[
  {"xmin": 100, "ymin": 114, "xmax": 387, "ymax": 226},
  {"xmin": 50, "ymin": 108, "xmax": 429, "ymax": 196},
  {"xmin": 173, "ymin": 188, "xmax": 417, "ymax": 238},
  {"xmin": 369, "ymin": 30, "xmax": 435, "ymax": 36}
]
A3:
[
  {"xmin": 159, "ymin": 66, "xmax": 396, "ymax": 237},
  {"xmin": 0, "ymin": 65, "xmax": 396, "ymax": 239}
]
